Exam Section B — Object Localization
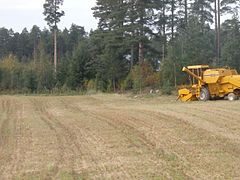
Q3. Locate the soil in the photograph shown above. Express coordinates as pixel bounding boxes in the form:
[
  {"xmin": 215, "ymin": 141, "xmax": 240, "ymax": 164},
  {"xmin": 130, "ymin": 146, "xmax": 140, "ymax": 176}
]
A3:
[{"xmin": 0, "ymin": 94, "xmax": 239, "ymax": 179}]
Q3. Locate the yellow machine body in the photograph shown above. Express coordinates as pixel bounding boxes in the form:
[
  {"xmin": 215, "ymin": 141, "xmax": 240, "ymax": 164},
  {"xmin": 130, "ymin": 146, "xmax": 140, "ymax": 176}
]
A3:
[{"xmin": 178, "ymin": 65, "xmax": 240, "ymax": 101}]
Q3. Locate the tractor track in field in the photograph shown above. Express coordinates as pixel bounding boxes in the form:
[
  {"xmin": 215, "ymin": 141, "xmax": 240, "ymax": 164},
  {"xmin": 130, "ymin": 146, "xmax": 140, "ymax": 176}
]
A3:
[
  {"xmin": 54, "ymin": 98, "xmax": 137, "ymax": 178},
  {"xmin": 30, "ymin": 98, "xmax": 85, "ymax": 178},
  {"xmin": 119, "ymin": 107, "xmax": 240, "ymax": 178},
  {"xmin": 57, "ymin": 98, "xmax": 191, "ymax": 178},
  {"xmin": 126, "ymin": 102, "xmax": 240, "ymax": 143},
  {"xmin": 0, "ymin": 97, "xmax": 16, "ymax": 177},
  {"xmin": 0, "ymin": 97, "xmax": 9, "ymax": 147},
  {"xmin": 59, "ymin": 98, "xmax": 156, "ymax": 151},
  {"xmin": 159, "ymin": 105, "xmax": 240, "ymax": 141},
  {"xmin": 87, "ymin": 111, "xmax": 156, "ymax": 150},
  {"xmin": 0, "ymin": 97, "xmax": 12, "ymax": 146},
  {"xmin": 7, "ymin": 102, "xmax": 32, "ymax": 178},
  {"xmin": 175, "ymin": 103, "xmax": 240, "ymax": 125},
  {"xmin": 60, "ymin": 98, "xmax": 156, "ymax": 149},
  {"xmin": 30, "ymin": 98, "xmax": 113, "ymax": 179},
  {"xmin": 189, "ymin": 103, "xmax": 240, "ymax": 132},
  {"xmin": 0, "ymin": 98, "xmax": 33, "ymax": 179},
  {"xmin": 30, "ymin": 99, "xmax": 64, "ymax": 178},
  {"xmin": 55, "ymin": 97, "xmax": 240, "ymax": 178},
  {"xmin": 0, "ymin": 95, "xmax": 240, "ymax": 179}
]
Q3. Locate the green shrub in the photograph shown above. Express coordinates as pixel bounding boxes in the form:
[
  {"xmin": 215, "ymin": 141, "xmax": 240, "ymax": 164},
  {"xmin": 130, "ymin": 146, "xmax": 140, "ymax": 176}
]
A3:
[{"xmin": 162, "ymin": 80, "xmax": 173, "ymax": 95}]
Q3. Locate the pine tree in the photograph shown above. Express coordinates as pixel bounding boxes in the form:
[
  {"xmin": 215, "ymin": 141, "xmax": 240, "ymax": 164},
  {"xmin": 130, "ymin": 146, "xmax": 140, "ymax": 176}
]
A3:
[
  {"xmin": 30, "ymin": 26, "xmax": 41, "ymax": 63},
  {"xmin": 92, "ymin": 0, "xmax": 130, "ymax": 91},
  {"xmin": 177, "ymin": 0, "xmax": 189, "ymax": 30},
  {"xmin": 191, "ymin": 0, "xmax": 215, "ymax": 29},
  {"xmin": 0, "ymin": 28, "xmax": 11, "ymax": 58},
  {"xmin": 221, "ymin": 16, "xmax": 240, "ymax": 71},
  {"xmin": 132, "ymin": 0, "xmax": 155, "ymax": 62},
  {"xmin": 219, "ymin": 0, "xmax": 240, "ymax": 64},
  {"xmin": 43, "ymin": 0, "xmax": 64, "ymax": 73},
  {"xmin": 154, "ymin": 0, "xmax": 168, "ymax": 62}
]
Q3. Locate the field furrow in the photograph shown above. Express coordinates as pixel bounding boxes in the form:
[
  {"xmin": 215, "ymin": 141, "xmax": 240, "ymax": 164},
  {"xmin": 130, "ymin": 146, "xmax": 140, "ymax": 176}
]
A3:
[{"xmin": 0, "ymin": 95, "xmax": 239, "ymax": 179}]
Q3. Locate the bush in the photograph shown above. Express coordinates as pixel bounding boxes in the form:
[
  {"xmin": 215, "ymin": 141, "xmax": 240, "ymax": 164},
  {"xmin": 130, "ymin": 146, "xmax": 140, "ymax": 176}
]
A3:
[
  {"xmin": 161, "ymin": 80, "xmax": 173, "ymax": 95},
  {"xmin": 85, "ymin": 79, "xmax": 96, "ymax": 91},
  {"xmin": 121, "ymin": 73, "xmax": 133, "ymax": 91},
  {"xmin": 123, "ymin": 61, "xmax": 160, "ymax": 93}
]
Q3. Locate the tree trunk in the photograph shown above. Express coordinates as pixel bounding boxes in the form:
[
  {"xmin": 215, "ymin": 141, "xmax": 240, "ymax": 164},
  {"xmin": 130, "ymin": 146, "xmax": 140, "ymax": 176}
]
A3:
[
  {"xmin": 130, "ymin": 13, "xmax": 134, "ymax": 69},
  {"xmin": 184, "ymin": 0, "xmax": 188, "ymax": 26},
  {"xmin": 217, "ymin": 0, "xmax": 221, "ymax": 65},
  {"xmin": 174, "ymin": 63, "xmax": 177, "ymax": 87},
  {"xmin": 139, "ymin": 14, "xmax": 144, "ymax": 63},
  {"xmin": 200, "ymin": 5, "xmax": 204, "ymax": 31},
  {"xmin": 171, "ymin": 0, "xmax": 175, "ymax": 39},
  {"xmin": 162, "ymin": 44, "xmax": 165, "ymax": 62},
  {"xmin": 214, "ymin": 0, "xmax": 218, "ymax": 64},
  {"xmin": 162, "ymin": 0, "xmax": 166, "ymax": 62},
  {"xmin": 33, "ymin": 44, "xmax": 37, "ymax": 64},
  {"xmin": 113, "ymin": 78, "xmax": 116, "ymax": 93},
  {"xmin": 54, "ymin": 28, "xmax": 57, "ymax": 73},
  {"xmin": 139, "ymin": 42, "xmax": 144, "ymax": 63},
  {"xmin": 131, "ymin": 45, "xmax": 134, "ymax": 69}
]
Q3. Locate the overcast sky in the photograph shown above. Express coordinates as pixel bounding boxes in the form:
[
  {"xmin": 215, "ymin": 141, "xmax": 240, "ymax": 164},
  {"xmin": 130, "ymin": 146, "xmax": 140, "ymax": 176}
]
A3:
[{"xmin": 0, "ymin": 0, "xmax": 98, "ymax": 33}]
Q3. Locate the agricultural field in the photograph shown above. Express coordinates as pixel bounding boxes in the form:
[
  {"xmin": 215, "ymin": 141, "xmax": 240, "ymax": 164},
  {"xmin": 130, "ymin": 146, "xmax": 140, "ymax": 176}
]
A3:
[{"xmin": 0, "ymin": 94, "xmax": 240, "ymax": 179}]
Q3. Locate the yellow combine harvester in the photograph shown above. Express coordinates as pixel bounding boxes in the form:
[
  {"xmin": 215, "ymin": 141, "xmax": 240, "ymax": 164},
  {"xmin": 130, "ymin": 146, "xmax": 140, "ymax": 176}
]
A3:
[{"xmin": 178, "ymin": 65, "xmax": 240, "ymax": 101}]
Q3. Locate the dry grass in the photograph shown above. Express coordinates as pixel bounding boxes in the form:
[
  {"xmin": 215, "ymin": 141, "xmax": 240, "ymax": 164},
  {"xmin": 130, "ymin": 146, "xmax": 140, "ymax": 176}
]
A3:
[{"xmin": 0, "ymin": 94, "xmax": 239, "ymax": 179}]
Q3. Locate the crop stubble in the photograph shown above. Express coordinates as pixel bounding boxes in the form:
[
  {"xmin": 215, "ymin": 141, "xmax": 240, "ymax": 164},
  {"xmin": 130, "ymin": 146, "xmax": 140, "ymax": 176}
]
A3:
[{"xmin": 0, "ymin": 95, "xmax": 239, "ymax": 179}]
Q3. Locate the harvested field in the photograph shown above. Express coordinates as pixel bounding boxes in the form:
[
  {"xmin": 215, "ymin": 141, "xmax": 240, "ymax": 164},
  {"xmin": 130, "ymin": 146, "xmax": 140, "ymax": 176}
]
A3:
[{"xmin": 0, "ymin": 94, "xmax": 240, "ymax": 179}]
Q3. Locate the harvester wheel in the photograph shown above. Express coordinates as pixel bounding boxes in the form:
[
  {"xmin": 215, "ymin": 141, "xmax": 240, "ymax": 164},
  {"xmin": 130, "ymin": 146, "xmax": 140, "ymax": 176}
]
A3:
[
  {"xmin": 227, "ymin": 93, "xmax": 238, "ymax": 101},
  {"xmin": 199, "ymin": 88, "xmax": 210, "ymax": 101}
]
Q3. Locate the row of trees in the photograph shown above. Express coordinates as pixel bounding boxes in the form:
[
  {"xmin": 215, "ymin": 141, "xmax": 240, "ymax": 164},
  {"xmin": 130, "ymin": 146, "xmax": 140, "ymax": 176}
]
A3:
[{"xmin": 0, "ymin": 0, "xmax": 240, "ymax": 93}]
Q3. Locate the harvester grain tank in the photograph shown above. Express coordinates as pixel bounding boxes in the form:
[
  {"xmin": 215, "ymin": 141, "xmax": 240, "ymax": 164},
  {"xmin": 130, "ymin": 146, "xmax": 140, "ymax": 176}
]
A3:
[{"xmin": 178, "ymin": 65, "xmax": 240, "ymax": 101}]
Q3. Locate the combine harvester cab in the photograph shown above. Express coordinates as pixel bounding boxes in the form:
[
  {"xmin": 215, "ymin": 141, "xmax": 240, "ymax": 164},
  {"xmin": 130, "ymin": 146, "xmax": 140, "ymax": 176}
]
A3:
[{"xmin": 178, "ymin": 65, "xmax": 240, "ymax": 102}]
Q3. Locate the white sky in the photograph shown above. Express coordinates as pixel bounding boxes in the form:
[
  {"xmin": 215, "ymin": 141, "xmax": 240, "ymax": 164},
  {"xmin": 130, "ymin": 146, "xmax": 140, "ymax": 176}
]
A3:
[
  {"xmin": 0, "ymin": 0, "xmax": 234, "ymax": 33},
  {"xmin": 0, "ymin": 0, "xmax": 98, "ymax": 32}
]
